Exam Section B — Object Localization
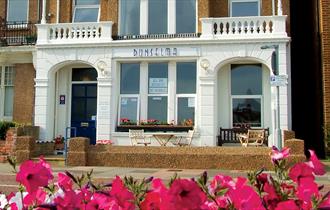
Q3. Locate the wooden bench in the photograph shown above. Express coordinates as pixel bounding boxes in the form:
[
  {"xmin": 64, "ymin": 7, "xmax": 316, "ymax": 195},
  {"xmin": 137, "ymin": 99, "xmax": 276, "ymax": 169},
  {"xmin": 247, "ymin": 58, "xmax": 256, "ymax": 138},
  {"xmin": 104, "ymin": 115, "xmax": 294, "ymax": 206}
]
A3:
[{"xmin": 217, "ymin": 127, "xmax": 269, "ymax": 146}]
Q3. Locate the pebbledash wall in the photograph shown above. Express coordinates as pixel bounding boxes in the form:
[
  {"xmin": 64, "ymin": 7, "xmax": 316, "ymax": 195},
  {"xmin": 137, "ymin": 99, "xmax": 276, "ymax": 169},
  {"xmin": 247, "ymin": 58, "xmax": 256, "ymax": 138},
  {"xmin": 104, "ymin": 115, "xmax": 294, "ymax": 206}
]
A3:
[{"xmin": 1, "ymin": 0, "xmax": 291, "ymax": 147}]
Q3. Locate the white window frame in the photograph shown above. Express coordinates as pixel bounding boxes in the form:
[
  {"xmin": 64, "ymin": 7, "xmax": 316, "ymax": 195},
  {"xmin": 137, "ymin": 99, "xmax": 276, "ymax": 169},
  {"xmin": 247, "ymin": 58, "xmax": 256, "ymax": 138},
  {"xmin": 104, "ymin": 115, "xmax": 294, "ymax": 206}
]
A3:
[
  {"xmin": 0, "ymin": 66, "xmax": 15, "ymax": 121},
  {"xmin": 175, "ymin": 95, "xmax": 196, "ymax": 125},
  {"xmin": 229, "ymin": 0, "xmax": 261, "ymax": 17},
  {"xmin": 147, "ymin": 63, "xmax": 169, "ymax": 122},
  {"xmin": 72, "ymin": 0, "xmax": 100, "ymax": 23},
  {"xmin": 119, "ymin": 0, "xmax": 198, "ymax": 35},
  {"xmin": 118, "ymin": 95, "xmax": 140, "ymax": 126},
  {"xmin": 7, "ymin": 0, "xmax": 29, "ymax": 22},
  {"xmin": 230, "ymin": 64, "xmax": 263, "ymax": 128},
  {"xmin": 117, "ymin": 61, "xmax": 197, "ymax": 127}
]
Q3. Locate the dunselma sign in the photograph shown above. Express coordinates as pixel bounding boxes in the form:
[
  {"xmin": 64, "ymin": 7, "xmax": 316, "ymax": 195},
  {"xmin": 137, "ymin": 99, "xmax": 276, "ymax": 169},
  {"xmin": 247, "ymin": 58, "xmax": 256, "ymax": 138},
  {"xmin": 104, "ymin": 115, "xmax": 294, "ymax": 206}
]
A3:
[{"xmin": 133, "ymin": 48, "xmax": 178, "ymax": 57}]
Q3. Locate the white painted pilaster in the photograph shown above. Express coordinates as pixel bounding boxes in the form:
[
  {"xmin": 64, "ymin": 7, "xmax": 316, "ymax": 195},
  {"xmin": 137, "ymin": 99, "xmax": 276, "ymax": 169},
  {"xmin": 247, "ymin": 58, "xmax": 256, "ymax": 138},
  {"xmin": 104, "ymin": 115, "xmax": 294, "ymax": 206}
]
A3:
[
  {"xmin": 41, "ymin": 0, "xmax": 47, "ymax": 24},
  {"xmin": 97, "ymin": 76, "xmax": 112, "ymax": 140},
  {"xmin": 199, "ymin": 76, "xmax": 216, "ymax": 146}
]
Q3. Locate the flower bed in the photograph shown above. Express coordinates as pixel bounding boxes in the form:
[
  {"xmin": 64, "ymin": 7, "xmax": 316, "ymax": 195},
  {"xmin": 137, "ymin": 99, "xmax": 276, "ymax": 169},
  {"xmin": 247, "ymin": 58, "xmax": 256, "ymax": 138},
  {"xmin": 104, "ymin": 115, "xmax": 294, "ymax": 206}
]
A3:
[{"xmin": 0, "ymin": 147, "xmax": 329, "ymax": 209}]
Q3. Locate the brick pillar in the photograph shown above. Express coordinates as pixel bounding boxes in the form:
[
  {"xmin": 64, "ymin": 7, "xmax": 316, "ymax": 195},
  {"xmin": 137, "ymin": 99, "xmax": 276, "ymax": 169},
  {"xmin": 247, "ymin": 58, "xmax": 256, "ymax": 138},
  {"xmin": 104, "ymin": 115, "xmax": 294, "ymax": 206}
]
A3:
[
  {"xmin": 14, "ymin": 136, "xmax": 35, "ymax": 163},
  {"xmin": 67, "ymin": 137, "xmax": 89, "ymax": 166}
]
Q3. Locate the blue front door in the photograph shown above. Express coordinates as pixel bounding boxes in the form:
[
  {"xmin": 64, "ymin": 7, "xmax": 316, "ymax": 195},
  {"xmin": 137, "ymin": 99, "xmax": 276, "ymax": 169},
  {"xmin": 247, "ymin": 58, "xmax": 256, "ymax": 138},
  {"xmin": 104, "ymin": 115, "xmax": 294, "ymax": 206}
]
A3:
[{"xmin": 71, "ymin": 84, "xmax": 97, "ymax": 144}]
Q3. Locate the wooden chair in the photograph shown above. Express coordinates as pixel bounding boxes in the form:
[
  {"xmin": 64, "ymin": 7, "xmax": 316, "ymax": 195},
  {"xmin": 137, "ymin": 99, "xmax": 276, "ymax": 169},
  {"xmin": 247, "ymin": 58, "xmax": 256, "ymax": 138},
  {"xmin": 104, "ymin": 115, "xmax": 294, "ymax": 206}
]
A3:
[
  {"xmin": 173, "ymin": 130, "xmax": 194, "ymax": 147},
  {"xmin": 238, "ymin": 129, "xmax": 265, "ymax": 147},
  {"xmin": 128, "ymin": 129, "xmax": 151, "ymax": 146}
]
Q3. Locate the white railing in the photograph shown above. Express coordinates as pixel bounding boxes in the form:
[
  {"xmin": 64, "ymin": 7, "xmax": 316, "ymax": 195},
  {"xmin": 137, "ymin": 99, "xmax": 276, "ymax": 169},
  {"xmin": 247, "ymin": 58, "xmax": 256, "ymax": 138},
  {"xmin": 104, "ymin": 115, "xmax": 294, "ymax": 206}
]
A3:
[
  {"xmin": 200, "ymin": 16, "xmax": 287, "ymax": 39},
  {"xmin": 36, "ymin": 22, "xmax": 113, "ymax": 45}
]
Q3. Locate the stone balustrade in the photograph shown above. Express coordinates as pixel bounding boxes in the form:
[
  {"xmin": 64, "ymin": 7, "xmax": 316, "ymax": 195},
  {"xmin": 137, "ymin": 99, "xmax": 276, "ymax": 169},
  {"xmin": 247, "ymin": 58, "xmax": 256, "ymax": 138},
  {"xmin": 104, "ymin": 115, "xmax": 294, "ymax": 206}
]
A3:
[
  {"xmin": 36, "ymin": 22, "xmax": 113, "ymax": 45},
  {"xmin": 201, "ymin": 16, "xmax": 287, "ymax": 39}
]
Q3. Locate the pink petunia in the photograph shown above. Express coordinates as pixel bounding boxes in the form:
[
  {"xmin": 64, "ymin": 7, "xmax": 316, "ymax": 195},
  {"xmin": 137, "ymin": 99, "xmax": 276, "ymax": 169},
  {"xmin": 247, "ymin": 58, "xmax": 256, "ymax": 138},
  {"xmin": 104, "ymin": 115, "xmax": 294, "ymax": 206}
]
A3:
[
  {"xmin": 163, "ymin": 179, "xmax": 207, "ymax": 210},
  {"xmin": 23, "ymin": 188, "xmax": 47, "ymax": 207},
  {"xmin": 57, "ymin": 172, "xmax": 73, "ymax": 191},
  {"xmin": 16, "ymin": 159, "xmax": 54, "ymax": 193},
  {"xmin": 306, "ymin": 150, "xmax": 326, "ymax": 175},
  {"xmin": 271, "ymin": 146, "xmax": 290, "ymax": 164},
  {"xmin": 296, "ymin": 177, "xmax": 319, "ymax": 209},
  {"xmin": 110, "ymin": 176, "xmax": 135, "ymax": 210},
  {"xmin": 229, "ymin": 184, "xmax": 265, "ymax": 210},
  {"xmin": 140, "ymin": 192, "xmax": 161, "ymax": 210},
  {"xmin": 288, "ymin": 162, "xmax": 314, "ymax": 183},
  {"xmin": 53, "ymin": 190, "xmax": 82, "ymax": 209},
  {"xmin": 275, "ymin": 200, "xmax": 300, "ymax": 210},
  {"xmin": 209, "ymin": 174, "xmax": 235, "ymax": 194}
]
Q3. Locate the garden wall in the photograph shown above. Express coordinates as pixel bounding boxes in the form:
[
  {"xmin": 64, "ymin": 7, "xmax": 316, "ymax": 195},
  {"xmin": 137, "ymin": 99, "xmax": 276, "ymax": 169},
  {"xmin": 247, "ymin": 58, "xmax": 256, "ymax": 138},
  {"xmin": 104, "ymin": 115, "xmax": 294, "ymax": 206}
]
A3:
[{"xmin": 67, "ymin": 137, "xmax": 305, "ymax": 170}]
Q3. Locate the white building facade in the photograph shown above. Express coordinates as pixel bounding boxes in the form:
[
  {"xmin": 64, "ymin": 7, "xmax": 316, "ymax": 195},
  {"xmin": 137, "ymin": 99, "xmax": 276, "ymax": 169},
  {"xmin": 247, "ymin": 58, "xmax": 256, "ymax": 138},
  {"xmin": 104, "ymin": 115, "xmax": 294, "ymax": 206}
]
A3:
[{"xmin": 1, "ymin": 0, "xmax": 291, "ymax": 147}]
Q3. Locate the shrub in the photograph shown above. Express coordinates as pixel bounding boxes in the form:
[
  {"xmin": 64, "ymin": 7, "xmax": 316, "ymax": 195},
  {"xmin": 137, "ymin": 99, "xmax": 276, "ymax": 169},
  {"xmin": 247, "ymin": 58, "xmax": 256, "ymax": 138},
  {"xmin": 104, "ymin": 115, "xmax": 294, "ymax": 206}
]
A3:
[{"xmin": 0, "ymin": 121, "xmax": 16, "ymax": 140}]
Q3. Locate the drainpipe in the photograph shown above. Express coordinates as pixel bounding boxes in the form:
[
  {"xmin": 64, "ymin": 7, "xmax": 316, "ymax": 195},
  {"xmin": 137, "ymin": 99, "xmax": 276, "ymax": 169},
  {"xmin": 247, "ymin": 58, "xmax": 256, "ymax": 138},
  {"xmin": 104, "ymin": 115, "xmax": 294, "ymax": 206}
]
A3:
[
  {"xmin": 56, "ymin": 0, "xmax": 60, "ymax": 23},
  {"xmin": 277, "ymin": 0, "xmax": 283, "ymax": 16},
  {"xmin": 41, "ymin": 0, "xmax": 47, "ymax": 24}
]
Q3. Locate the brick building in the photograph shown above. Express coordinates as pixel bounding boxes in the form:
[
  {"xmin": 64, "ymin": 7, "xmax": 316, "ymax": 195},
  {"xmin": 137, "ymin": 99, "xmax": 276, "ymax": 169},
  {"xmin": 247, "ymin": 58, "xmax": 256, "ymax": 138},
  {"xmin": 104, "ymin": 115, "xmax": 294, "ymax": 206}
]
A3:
[{"xmin": 0, "ymin": 0, "xmax": 291, "ymax": 147}]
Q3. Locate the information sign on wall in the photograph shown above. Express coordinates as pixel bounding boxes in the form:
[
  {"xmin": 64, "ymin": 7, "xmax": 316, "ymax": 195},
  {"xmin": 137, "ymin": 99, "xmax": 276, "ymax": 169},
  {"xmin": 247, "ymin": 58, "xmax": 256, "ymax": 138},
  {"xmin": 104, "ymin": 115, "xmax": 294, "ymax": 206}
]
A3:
[
  {"xmin": 149, "ymin": 78, "xmax": 168, "ymax": 94},
  {"xmin": 270, "ymin": 75, "xmax": 288, "ymax": 86}
]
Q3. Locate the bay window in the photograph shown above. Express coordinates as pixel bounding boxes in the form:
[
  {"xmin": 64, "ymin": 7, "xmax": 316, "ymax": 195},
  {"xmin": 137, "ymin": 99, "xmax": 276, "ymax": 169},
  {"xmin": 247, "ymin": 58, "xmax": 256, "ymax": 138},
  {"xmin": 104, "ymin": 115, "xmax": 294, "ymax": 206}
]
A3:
[
  {"xmin": 119, "ymin": 63, "xmax": 140, "ymax": 124},
  {"xmin": 73, "ymin": 0, "xmax": 100, "ymax": 22},
  {"xmin": 148, "ymin": 0, "xmax": 168, "ymax": 34},
  {"xmin": 0, "ymin": 66, "xmax": 15, "ymax": 120},
  {"xmin": 118, "ymin": 61, "xmax": 196, "ymax": 127},
  {"xmin": 230, "ymin": 0, "xmax": 260, "ymax": 17},
  {"xmin": 176, "ymin": 0, "xmax": 196, "ymax": 33},
  {"xmin": 176, "ymin": 62, "xmax": 196, "ymax": 124},
  {"xmin": 119, "ymin": 0, "xmax": 196, "ymax": 35},
  {"xmin": 7, "ymin": 0, "xmax": 28, "ymax": 22},
  {"xmin": 231, "ymin": 64, "xmax": 262, "ymax": 127},
  {"xmin": 120, "ymin": 0, "xmax": 140, "ymax": 35}
]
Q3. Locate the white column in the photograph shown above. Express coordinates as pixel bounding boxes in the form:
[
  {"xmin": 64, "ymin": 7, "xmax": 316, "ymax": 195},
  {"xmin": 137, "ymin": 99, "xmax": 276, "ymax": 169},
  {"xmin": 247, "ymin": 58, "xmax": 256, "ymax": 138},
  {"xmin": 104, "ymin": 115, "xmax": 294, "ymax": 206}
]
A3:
[
  {"xmin": 199, "ymin": 76, "xmax": 217, "ymax": 146},
  {"xmin": 277, "ymin": 0, "xmax": 283, "ymax": 16},
  {"xmin": 272, "ymin": 0, "xmax": 275, "ymax": 16},
  {"xmin": 97, "ymin": 77, "xmax": 112, "ymax": 141},
  {"xmin": 41, "ymin": 0, "xmax": 47, "ymax": 24},
  {"xmin": 168, "ymin": 61, "xmax": 176, "ymax": 123},
  {"xmin": 140, "ymin": 0, "xmax": 148, "ymax": 35},
  {"xmin": 34, "ymin": 78, "xmax": 49, "ymax": 141},
  {"xmin": 168, "ymin": 0, "xmax": 176, "ymax": 34}
]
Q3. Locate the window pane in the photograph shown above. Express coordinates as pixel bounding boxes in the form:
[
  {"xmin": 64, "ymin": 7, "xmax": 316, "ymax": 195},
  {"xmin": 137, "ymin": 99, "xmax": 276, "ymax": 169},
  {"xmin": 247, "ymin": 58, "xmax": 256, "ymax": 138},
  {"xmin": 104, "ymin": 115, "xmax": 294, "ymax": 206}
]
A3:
[
  {"xmin": 149, "ymin": 0, "xmax": 167, "ymax": 34},
  {"xmin": 176, "ymin": 0, "xmax": 196, "ymax": 33},
  {"xmin": 76, "ymin": 0, "xmax": 99, "ymax": 5},
  {"xmin": 71, "ymin": 98, "xmax": 85, "ymax": 121},
  {"xmin": 232, "ymin": 98, "xmax": 261, "ymax": 127},
  {"xmin": 120, "ymin": 0, "xmax": 140, "ymax": 35},
  {"xmin": 86, "ymin": 98, "xmax": 97, "ymax": 119},
  {"xmin": 7, "ymin": 0, "xmax": 28, "ymax": 22},
  {"xmin": 72, "ymin": 86, "xmax": 85, "ymax": 97},
  {"xmin": 231, "ymin": 64, "xmax": 262, "ymax": 95},
  {"xmin": 120, "ymin": 97, "xmax": 138, "ymax": 124},
  {"xmin": 148, "ymin": 63, "xmax": 168, "ymax": 94},
  {"xmin": 72, "ymin": 68, "xmax": 97, "ymax": 81},
  {"xmin": 177, "ymin": 62, "xmax": 196, "ymax": 94},
  {"xmin": 87, "ymin": 85, "xmax": 97, "ymax": 97},
  {"xmin": 74, "ymin": 8, "xmax": 99, "ymax": 22},
  {"xmin": 148, "ymin": 96, "xmax": 167, "ymax": 122},
  {"xmin": 4, "ymin": 87, "xmax": 14, "ymax": 116},
  {"xmin": 120, "ymin": 64, "xmax": 140, "ymax": 94},
  {"xmin": 5, "ymin": 66, "xmax": 15, "ymax": 86},
  {"xmin": 178, "ymin": 97, "xmax": 195, "ymax": 125},
  {"xmin": 232, "ymin": 1, "xmax": 259, "ymax": 17}
]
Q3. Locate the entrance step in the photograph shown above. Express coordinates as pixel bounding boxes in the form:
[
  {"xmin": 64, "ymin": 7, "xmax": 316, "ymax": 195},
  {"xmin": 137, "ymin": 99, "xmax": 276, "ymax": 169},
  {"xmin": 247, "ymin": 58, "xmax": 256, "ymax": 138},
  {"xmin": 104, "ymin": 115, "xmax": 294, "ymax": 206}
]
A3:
[{"xmin": 32, "ymin": 155, "xmax": 65, "ymax": 167}]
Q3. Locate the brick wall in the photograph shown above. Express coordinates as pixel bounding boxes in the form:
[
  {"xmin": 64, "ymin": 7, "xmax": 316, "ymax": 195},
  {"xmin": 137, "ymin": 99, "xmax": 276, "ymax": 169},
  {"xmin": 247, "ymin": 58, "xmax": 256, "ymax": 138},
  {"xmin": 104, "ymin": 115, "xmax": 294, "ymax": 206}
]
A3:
[
  {"xmin": 321, "ymin": 0, "xmax": 330, "ymax": 126},
  {"xmin": 0, "ymin": 1, "xmax": 6, "ymax": 19},
  {"xmin": 13, "ymin": 64, "xmax": 35, "ymax": 124}
]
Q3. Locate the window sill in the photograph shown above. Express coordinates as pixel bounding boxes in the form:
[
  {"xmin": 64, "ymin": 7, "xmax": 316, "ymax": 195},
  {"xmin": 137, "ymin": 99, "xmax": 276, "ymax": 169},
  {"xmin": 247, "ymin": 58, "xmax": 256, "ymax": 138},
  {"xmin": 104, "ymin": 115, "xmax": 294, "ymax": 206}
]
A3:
[{"xmin": 116, "ymin": 125, "xmax": 193, "ymax": 132}]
